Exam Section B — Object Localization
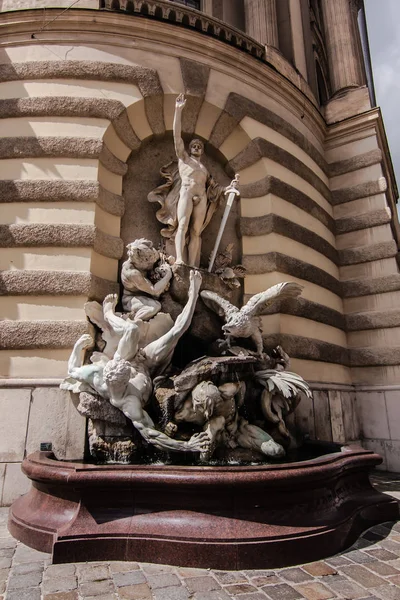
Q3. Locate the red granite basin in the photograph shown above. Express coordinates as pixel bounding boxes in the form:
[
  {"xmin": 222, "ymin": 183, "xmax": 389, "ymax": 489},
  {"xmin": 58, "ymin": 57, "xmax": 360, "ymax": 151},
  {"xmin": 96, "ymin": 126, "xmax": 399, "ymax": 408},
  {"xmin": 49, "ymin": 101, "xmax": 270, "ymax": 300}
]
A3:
[{"xmin": 8, "ymin": 446, "xmax": 399, "ymax": 569}]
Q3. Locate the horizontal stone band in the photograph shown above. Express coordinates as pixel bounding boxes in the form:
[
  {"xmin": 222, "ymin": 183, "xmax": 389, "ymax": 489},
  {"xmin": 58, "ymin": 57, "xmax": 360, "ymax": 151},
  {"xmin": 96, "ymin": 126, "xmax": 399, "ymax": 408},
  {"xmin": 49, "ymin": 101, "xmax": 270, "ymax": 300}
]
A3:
[
  {"xmin": 0, "ymin": 137, "xmax": 127, "ymax": 176},
  {"xmin": 0, "ymin": 224, "xmax": 123, "ymax": 259},
  {"xmin": 0, "ymin": 180, "xmax": 125, "ymax": 217},
  {"xmin": 342, "ymin": 274, "xmax": 400, "ymax": 298},
  {"xmin": 335, "ymin": 209, "xmax": 391, "ymax": 234},
  {"xmin": 240, "ymin": 176, "xmax": 334, "ymax": 232},
  {"xmin": 257, "ymin": 297, "xmax": 345, "ymax": 330},
  {"xmin": 346, "ymin": 309, "xmax": 400, "ymax": 331},
  {"xmin": 339, "ymin": 241, "xmax": 397, "ymax": 266},
  {"xmin": 332, "ymin": 178, "xmax": 387, "ymax": 205},
  {"xmin": 263, "ymin": 333, "xmax": 349, "ymax": 366},
  {"xmin": 210, "ymin": 92, "xmax": 326, "ymax": 173},
  {"xmin": 230, "ymin": 138, "xmax": 330, "ymax": 202},
  {"xmin": 243, "ymin": 252, "xmax": 341, "ymax": 295},
  {"xmin": 328, "ymin": 149, "xmax": 382, "ymax": 178},
  {"xmin": 240, "ymin": 214, "xmax": 338, "ymax": 265},
  {"xmin": 0, "ymin": 320, "xmax": 88, "ymax": 350},
  {"xmin": 0, "ymin": 271, "xmax": 118, "ymax": 302}
]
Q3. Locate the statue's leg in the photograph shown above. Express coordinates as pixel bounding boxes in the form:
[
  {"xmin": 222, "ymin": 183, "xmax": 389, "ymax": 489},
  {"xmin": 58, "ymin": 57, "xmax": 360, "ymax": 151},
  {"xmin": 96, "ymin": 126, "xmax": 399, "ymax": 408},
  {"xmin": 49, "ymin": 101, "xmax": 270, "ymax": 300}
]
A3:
[
  {"xmin": 175, "ymin": 192, "xmax": 193, "ymax": 264},
  {"xmin": 144, "ymin": 270, "xmax": 202, "ymax": 372},
  {"xmin": 114, "ymin": 320, "xmax": 140, "ymax": 362},
  {"xmin": 236, "ymin": 418, "xmax": 285, "ymax": 458},
  {"xmin": 68, "ymin": 334, "xmax": 94, "ymax": 373},
  {"xmin": 251, "ymin": 328, "xmax": 264, "ymax": 355},
  {"xmin": 122, "ymin": 294, "xmax": 161, "ymax": 321},
  {"xmin": 188, "ymin": 195, "xmax": 208, "ymax": 267},
  {"xmin": 103, "ymin": 294, "xmax": 126, "ymax": 332}
]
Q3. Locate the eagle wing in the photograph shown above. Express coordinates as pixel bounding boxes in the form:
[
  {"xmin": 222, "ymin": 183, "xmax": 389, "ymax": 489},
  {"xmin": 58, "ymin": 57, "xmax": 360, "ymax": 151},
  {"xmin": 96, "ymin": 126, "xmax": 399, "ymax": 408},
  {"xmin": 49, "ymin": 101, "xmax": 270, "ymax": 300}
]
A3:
[
  {"xmin": 200, "ymin": 290, "xmax": 239, "ymax": 321},
  {"xmin": 242, "ymin": 282, "xmax": 303, "ymax": 318}
]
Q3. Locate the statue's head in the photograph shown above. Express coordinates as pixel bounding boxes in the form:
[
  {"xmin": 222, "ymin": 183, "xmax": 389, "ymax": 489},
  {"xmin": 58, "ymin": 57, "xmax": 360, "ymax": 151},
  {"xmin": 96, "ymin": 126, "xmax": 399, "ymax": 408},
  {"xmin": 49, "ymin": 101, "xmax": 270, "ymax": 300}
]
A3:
[
  {"xmin": 189, "ymin": 138, "xmax": 204, "ymax": 158},
  {"xmin": 103, "ymin": 358, "xmax": 131, "ymax": 391},
  {"xmin": 192, "ymin": 381, "xmax": 220, "ymax": 420},
  {"xmin": 126, "ymin": 238, "xmax": 159, "ymax": 270}
]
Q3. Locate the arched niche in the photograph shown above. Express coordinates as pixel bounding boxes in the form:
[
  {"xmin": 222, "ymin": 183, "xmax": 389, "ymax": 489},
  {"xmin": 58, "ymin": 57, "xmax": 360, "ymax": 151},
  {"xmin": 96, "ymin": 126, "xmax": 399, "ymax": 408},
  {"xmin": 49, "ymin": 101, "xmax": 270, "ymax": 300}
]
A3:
[{"xmin": 120, "ymin": 132, "xmax": 241, "ymax": 270}]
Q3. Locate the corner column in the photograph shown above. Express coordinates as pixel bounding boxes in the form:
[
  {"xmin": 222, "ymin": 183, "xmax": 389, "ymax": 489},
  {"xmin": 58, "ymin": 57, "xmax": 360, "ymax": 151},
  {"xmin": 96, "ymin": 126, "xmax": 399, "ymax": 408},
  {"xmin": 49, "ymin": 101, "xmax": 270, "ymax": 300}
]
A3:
[
  {"xmin": 320, "ymin": 0, "xmax": 363, "ymax": 95},
  {"xmin": 244, "ymin": 0, "xmax": 279, "ymax": 47}
]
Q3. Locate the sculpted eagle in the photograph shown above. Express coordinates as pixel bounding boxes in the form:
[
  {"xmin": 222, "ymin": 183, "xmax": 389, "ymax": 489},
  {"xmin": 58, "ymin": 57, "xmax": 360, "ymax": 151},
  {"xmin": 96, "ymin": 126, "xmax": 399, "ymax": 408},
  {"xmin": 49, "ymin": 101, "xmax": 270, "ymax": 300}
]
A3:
[{"xmin": 200, "ymin": 282, "xmax": 303, "ymax": 355}]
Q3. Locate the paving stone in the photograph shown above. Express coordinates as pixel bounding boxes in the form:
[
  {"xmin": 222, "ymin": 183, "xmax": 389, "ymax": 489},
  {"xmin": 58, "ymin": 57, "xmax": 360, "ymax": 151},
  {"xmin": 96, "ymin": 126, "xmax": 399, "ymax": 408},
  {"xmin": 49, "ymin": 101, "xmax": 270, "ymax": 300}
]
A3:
[
  {"xmin": 341, "ymin": 565, "xmax": 385, "ymax": 588},
  {"xmin": 372, "ymin": 584, "xmax": 400, "ymax": 600},
  {"xmin": 82, "ymin": 595, "xmax": 118, "ymax": 600},
  {"xmin": 366, "ymin": 561, "xmax": 399, "ymax": 576},
  {"xmin": 77, "ymin": 564, "xmax": 110, "ymax": 582},
  {"xmin": 0, "ymin": 538, "xmax": 16, "ymax": 550},
  {"xmin": 245, "ymin": 570, "xmax": 276, "ymax": 577},
  {"xmin": 42, "ymin": 576, "xmax": 78, "ymax": 593},
  {"xmin": 351, "ymin": 539, "xmax": 372, "ymax": 549},
  {"xmin": 153, "ymin": 585, "xmax": 190, "ymax": 600},
  {"xmin": 141, "ymin": 563, "xmax": 176, "ymax": 573},
  {"xmin": 177, "ymin": 567, "xmax": 207, "ymax": 578},
  {"xmin": 323, "ymin": 578, "xmax": 366, "ymax": 599},
  {"xmin": 251, "ymin": 575, "xmax": 281, "ymax": 585},
  {"xmin": 44, "ymin": 564, "xmax": 76, "ymax": 578},
  {"xmin": 344, "ymin": 550, "xmax": 375, "ymax": 564},
  {"xmin": 192, "ymin": 591, "xmax": 231, "ymax": 600},
  {"xmin": 365, "ymin": 548, "xmax": 399, "ymax": 561},
  {"xmin": 0, "ymin": 547, "xmax": 14, "ymax": 558},
  {"xmin": 325, "ymin": 556, "xmax": 352, "ymax": 567},
  {"xmin": 281, "ymin": 568, "xmax": 313, "ymax": 582},
  {"xmin": 113, "ymin": 570, "xmax": 146, "ymax": 587},
  {"xmin": 0, "ymin": 568, "xmax": 9, "ymax": 582},
  {"xmin": 11, "ymin": 561, "xmax": 44, "ymax": 575},
  {"xmin": 184, "ymin": 575, "xmax": 221, "ymax": 592},
  {"xmin": 12, "ymin": 544, "xmax": 50, "ymax": 564},
  {"xmin": 118, "ymin": 583, "xmax": 153, "ymax": 599},
  {"xmin": 295, "ymin": 582, "xmax": 336, "ymax": 600},
  {"xmin": 0, "ymin": 558, "xmax": 11, "ymax": 570},
  {"xmin": 224, "ymin": 583, "xmax": 258, "ymax": 594},
  {"xmin": 146, "ymin": 573, "xmax": 181, "ymax": 589},
  {"xmin": 79, "ymin": 579, "xmax": 115, "ymax": 596},
  {"xmin": 110, "ymin": 562, "xmax": 140, "ymax": 573},
  {"xmin": 8, "ymin": 570, "xmax": 43, "ymax": 589},
  {"xmin": 262, "ymin": 583, "xmax": 305, "ymax": 599},
  {"xmin": 0, "ymin": 582, "xmax": 4, "ymax": 595},
  {"xmin": 380, "ymin": 540, "xmax": 400, "ymax": 555},
  {"xmin": 6, "ymin": 587, "xmax": 41, "ymax": 600},
  {"xmin": 214, "ymin": 570, "xmax": 248, "ymax": 584},
  {"xmin": 363, "ymin": 531, "xmax": 386, "ymax": 542},
  {"xmin": 303, "ymin": 562, "xmax": 337, "ymax": 577},
  {"xmin": 42, "ymin": 592, "xmax": 79, "ymax": 600}
]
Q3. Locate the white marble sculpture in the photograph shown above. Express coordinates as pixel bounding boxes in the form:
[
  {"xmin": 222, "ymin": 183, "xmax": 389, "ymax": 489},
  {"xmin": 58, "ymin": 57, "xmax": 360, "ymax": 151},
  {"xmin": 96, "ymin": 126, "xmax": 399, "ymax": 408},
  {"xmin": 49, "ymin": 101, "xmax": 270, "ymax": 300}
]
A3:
[
  {"xmin": 148, "ymin": 94, "xmax": 238, "ymax": 267},
  {"xmin": 62, "ymin": 270, "xmax": 210, "ymax": 453},
  {"xmin": 201, "ymin": 282, "xmax": 303, "ymax": 355}
]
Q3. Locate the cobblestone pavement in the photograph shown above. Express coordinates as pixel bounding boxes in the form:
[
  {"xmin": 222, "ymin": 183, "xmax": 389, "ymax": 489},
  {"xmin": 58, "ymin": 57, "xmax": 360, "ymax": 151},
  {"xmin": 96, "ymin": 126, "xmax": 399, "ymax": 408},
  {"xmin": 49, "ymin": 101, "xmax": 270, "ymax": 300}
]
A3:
[{"xmin": 0, "ymin": 472, "xmax": 399, "ymax": 600}]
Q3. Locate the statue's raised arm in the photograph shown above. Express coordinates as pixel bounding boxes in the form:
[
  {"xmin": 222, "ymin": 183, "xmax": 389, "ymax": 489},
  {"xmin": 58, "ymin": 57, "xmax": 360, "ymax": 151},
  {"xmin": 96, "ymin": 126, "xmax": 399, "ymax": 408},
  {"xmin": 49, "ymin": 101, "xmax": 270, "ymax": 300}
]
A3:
[{"xmin": 173, "ymin": 93, "xmax": 187, "ymax": 161}]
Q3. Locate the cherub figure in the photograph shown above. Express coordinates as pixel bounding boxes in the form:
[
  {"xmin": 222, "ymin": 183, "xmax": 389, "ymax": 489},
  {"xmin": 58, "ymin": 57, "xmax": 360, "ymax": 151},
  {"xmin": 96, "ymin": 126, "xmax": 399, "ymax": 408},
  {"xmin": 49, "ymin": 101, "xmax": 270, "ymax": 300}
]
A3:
[{"xmin": 121, "ymin": 238, "xmax": 172, "ymax": 319}]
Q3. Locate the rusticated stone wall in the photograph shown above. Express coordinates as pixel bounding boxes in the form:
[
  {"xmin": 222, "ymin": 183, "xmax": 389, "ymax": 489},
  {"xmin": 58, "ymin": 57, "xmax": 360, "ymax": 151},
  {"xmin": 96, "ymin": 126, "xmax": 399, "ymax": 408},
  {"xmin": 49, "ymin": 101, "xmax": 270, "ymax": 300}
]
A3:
[{"xmin": 0, "ymin": 6, "xmax": 399, "ymax": 504}]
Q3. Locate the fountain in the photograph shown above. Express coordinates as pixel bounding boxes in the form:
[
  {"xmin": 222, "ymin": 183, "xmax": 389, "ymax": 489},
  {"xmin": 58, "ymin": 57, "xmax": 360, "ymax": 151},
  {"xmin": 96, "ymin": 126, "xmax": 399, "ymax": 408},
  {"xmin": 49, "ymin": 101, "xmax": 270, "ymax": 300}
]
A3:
[{"xmin": 9, "ymin": 96, "xmax": 398, "ymax": 569}]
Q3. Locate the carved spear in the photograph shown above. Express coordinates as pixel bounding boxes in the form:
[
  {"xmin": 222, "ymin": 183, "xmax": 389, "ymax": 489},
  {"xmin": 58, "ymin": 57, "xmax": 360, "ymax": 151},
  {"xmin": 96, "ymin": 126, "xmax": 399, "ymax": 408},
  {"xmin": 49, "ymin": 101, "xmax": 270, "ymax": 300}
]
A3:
[{"xmin": 208, "ymin": 175, "xmax": 240, "ymax": 273}]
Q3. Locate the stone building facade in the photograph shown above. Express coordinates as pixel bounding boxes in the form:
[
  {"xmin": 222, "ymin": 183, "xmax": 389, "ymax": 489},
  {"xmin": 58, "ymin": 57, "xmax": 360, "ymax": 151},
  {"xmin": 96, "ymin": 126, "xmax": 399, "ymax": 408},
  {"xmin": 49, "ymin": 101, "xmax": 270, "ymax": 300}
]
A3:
[{"xmin": 0, "ymin": 0, "xmax": 399, "ymax": 505}]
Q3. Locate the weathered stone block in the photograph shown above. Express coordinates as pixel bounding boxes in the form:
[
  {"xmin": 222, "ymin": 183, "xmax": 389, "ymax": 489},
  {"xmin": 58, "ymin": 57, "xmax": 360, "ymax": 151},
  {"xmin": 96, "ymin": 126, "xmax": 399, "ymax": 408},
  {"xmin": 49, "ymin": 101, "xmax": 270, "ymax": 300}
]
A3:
[
  {"xmin": 385, "ymin": 391, "xmax": 400, "ymax": 440},
  {"xmin": 26, "ymin": 388, "xmax": 85, "ymax": 460},
  {"xmin": 0, "ymin": 388, "xmax": 30, "ymax": 462},
  {"xmin": 1, "ymin": 463, "xmax": 30, "ymax": 506},
  {"xmin": 357, "ymin": 391, "xmax": 390, "ymax": 439}
]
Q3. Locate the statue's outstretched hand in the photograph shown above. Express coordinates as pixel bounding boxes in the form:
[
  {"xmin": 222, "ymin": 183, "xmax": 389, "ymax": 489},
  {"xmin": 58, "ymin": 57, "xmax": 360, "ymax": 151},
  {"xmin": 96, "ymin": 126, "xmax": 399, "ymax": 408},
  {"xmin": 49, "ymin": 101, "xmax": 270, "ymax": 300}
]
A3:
[
  {"xmin": 175, "ymin": 93, "xmax": 186, "ymax": 110},
  {"xmin": 187, "ymin": 431, "xmax": 211, "ymax": 453}
]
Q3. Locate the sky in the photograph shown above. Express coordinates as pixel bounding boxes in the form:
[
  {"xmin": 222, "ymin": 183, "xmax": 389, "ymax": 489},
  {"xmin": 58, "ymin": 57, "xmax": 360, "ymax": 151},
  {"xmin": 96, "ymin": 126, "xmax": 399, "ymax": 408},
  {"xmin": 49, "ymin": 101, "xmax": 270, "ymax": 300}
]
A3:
[{"xmin": 364, "ymin": 0, "xmax": 400, "ymax": 194}]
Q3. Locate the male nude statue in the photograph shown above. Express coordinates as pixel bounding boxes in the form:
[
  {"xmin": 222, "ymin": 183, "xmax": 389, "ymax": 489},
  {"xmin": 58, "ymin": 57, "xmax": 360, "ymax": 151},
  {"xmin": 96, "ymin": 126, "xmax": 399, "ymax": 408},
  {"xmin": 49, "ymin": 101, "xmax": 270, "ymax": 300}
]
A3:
[{"xmin": 173, "ymin": 94, "xmax": 210, "ymax": 266}]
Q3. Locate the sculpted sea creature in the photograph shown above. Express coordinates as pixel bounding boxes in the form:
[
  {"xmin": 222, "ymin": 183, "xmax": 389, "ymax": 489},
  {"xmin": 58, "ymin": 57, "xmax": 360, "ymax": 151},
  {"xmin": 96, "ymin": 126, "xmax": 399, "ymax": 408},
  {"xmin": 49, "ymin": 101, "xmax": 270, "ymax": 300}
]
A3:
[{"xmin": 201, "ymin": 282, "xmax": 303, "ymax": 354}]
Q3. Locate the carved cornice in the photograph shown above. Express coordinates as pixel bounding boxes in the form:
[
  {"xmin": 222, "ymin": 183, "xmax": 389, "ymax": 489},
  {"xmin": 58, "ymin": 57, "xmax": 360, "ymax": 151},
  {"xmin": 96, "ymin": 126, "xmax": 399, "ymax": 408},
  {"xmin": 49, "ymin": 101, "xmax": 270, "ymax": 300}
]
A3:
[{"xmin": 101, "ymin": 0, "xmax": 264, "ymax": 58}]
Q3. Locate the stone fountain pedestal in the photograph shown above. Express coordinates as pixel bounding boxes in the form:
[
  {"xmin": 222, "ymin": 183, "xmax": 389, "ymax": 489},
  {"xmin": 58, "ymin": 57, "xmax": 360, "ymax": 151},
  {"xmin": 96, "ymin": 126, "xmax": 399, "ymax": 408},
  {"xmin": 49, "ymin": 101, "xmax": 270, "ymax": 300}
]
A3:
[{"xmin": 8, "ymin": 446, "xmax": 398, "ymax": 569}]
